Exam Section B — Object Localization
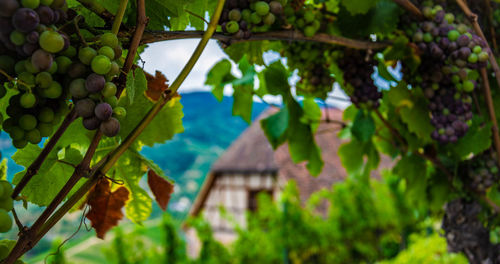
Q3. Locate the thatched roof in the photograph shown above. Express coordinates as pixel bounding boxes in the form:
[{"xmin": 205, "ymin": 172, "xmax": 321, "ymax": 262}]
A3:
[{"xmin": 189, "ymin": 107, "xmax": 392, "ymax": 216}]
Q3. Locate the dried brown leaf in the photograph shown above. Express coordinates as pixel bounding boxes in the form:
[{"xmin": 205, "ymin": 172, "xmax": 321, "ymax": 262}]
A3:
[{"xmin": 147, "ymin": 170, "xmax": 174, "ymax": 211}]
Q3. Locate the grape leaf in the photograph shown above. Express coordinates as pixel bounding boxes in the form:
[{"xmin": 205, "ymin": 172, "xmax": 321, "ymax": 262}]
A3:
[
  {"xmin": 286, "ymin": 97, "xmax": 324, "ymax": 176},
  {"xmin": 232, "ymin": 85, "xmax": 254, "ymax": 124},
  {"xmin": 448, "ymin": 119, "xmax": 492, "ymax": 159},
  {"xmin": 147, "ymin": 170, "xmax": 174, "ymax": 211},
  {"xmin": 351, "ymin": 110, "xmax": 375, "ymax": 142},
  {"xmin": 341, "ymin": 0, "xmax": 378, "ymax": 15},
  {"xmin": 393, "ymin": 154, "xmax": 427, "ymax": 208},
  {"xmin": 205, "ymin": 59, "xmax": 236, "ymax": 101},
  {"xmin": 301, "ymin": 98, "xmax": 322, "ymax": 133},
  {"xmin": 0, "ymin": 159, "xmax": 7, "ymax": 180},
  {"xmin": 111, "ymin": 150, "xmax": 152, "ymax": 224},
  {"xmin": 233, "ymin": 56, "xmax": 256, "ymax": 86},
  {"xmin": 262, "ymin": 60, "xmax": 290, "ymax": 96},
  {"xmin": 339, "ymin": 139, "xmax": 365, "ymax": 175},
  {"xmin": 261, "ymin": 107, "xmax": 289, "ymax": 149},
  {"xmin": 125, "ymin": 68, "xmax": 147, "ymax": 105},
  {"xmin": 145, "ymin": 70, "xmax": 170, "ymax": 102},
  {"xmin": 12, "ymin": 145, "xmax": 86, "ymax": 206},
  {"xmin": 86, "ymin": 178, "xmax": 129, "ymax": 239},
  {"xmin": 224, "ymin": 41, "xmax": 271, "ymax": 66}
]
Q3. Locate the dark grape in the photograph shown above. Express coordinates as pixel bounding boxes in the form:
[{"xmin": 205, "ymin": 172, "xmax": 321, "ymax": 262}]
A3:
[
  {"xmin": 82, "ymin": 116, "xmax": 100, "ymax": 130},
  {"xmin": 75, "ymin": 98, "xmax": 95, "ymax": 118},
  {"xmin": 100, "ymin": 117, "xmax": 120, "ymax": 137},
  {"xmin": 85, "ymin": 73, "xmax": 105, "ymax": 93},
  {"xmin": 12, "ymin": 8, "xmax": 40, "ymax": 33},
  {"xmin": 31, "ymin": 49, "xmax": 53, "ymax": 71},
  {"xmin": 69, "ymin": 78, "xmax": 88, "ymax": 99},
  {"xmin": 94, "ymin": 102, "xmax": 112, "ymax": 121},
  {"xmin": 36, "ymin": 5, "xmax": 54, "ymax": 25},
  {"xmin": 0, "ymin": 0, "xmax": 20, "ymax": 17}
]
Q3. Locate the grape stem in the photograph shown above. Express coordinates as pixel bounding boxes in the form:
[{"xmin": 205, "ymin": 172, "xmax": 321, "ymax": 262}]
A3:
[
  {"xmin": 391, "ymin": 0, "xmax": 424, "ymax": 19},
  {"xmin": 112, "ymin": 0, "xmax": 129, "ymax": 35},
  {"xmin": 74, "ymin": 16, "xmax": 88, "ymax": 47},
  {"xmin": 140, "ymin": 30, "xmax": 391, "ymax": 50},
  {"xmin": 479, "ymin": 68, "xmax": 500, "ymax": 169},
  {"xmin": 0, "ymin": 69, "xmax": 34, "ymax": 89},
  {"xmin": 483, "ymin": 0, "xmax": 498, "ymax": 52},
  {"xmin": 185, "ymin": 9, "xmax": 209, "ymax": 25}
]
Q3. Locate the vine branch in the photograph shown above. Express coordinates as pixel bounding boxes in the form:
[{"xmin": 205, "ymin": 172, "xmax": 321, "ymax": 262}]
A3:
[
  {"xmin": 392, "ymin": 0, "xmax": 424, "ymax": 19},
  {"xmin": 479, "ymin": 68, "xmax": 500, "ymax": 167},
  {"xmin": 140, "ymin": 30, "xmax": 391, "ymax": 50},
  {"xmin": 76, "ymin": 0, "xmax": 115, "ymax": 24},
  {"xmin": 112, "ymin": 0, "xmax": 129, "ymax": 35}
]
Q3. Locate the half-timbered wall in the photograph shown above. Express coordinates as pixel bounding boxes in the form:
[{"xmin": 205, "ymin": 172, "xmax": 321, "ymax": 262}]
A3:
[{"xmin": 186, "ymin": 172, "xmax": 277, "ymax": 257}]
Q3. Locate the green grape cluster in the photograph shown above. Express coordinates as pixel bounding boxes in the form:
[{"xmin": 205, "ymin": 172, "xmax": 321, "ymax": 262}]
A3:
[
  {"xmin": 284, "ymin": 5, "xmax": 322, "ymax": 37},
  {"xmin": 0, "ymin": 180, "xmax": 13, "ymax": 234},
  {"xmin": 70, "ymin": 33, "xmax": 125, "ymax": 137},
  {"xmin": 282, "ymin": 41, "xmax": 335, "ymax": 99},
  {"xmin": 220, "ymin": 0, "xmax": 286, "ymax": 38}
]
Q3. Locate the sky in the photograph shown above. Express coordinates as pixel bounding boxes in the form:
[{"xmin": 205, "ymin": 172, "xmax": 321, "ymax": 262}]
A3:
[{"xmin": 140, "ymin": 39, "xmax": 353, "ymax": 109}]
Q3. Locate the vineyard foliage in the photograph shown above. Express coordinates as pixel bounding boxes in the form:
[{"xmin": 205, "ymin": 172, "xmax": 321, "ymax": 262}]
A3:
[{"xmin": 0, "ymin": 0, "xmax": 499, "ymax": 263}]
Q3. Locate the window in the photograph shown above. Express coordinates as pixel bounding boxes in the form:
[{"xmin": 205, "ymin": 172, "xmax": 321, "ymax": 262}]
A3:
[{"xmin": 248, "ymin": 189, "xmax": 273, "ymax": 212}]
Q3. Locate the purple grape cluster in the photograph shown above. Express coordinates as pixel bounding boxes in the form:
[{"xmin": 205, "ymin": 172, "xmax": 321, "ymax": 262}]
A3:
[
  {"xmin": 338, "ymin": 49, "xmax": 381, "ymax": 109},
  {"xmin": 407, "ymin": 4, "xmax": 489, "ymax": 143},
  {"xmin": 460, "ymin": 150, "xmax": 499, "ymax": 193},
  {"xmin": 220, "ymin": 0, "xmax": 285, "ymax": 39},
  {"xmin": 442, "ymin": 199, "xmax": 499, "ymax": 263}
]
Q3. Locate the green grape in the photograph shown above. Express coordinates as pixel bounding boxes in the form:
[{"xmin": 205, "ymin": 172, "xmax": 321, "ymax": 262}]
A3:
[
  {"xmin": 24, "ymin": 60, "xmax": 39, "ymax": 74},
  {"xmin": 102, "ymin": 82, "xmax": 117, "ymax": 98},
  {"xmin": 0, "ymin": 245, "xmax": 9, "ymax": 259},
  {"xmin": 100, "ymin": 33, "xmax": 119, "ymax": 49},
  {"xmin": 107, "ymin": 62, "xmax": 120, "ymax": 77},
  {"xmin": 69, "ymin": 78, "xmax": 88, "ymax": 99},
  {"xmin": 468, "ymin": 53, "xmax": 478, "ymax": 63},
  {"xmin": 228, "ymin": 9, "xmax": 241, "ymax": 22},
  {"xmin": 91, "ymin": 55, "xmax": 112, "ymax": 75},
  {"xmin": 2, "ymin": 118, "xmax": 14, "ymax": 133},
  {"xmin": 296, "ymin": 18, "xmax": 305, "ymax": 28},
  {"xmin": 463, "ymin": 80, "xmax": 474, "ymax": 92},
  {"xmin": 104, "ymin": 95, "xmax": 118, "ymax": 107},
  {"xmin": 21, "ymin": 0, "xmax": 39, "ymax": 8},
  {"xmin": 60, "ymin": 45, "xmax": 77, "ymax": 57},
  {"xmin": 0, "ymin": 209, "xmax": 12, "ymax": 233},
  {"xmin": 38, "ymin": 107, "xmax": 54, "ymax": 123},
  {"xmin": 39, "ymin": 31, "xmax": 64, "ymax": 53},
  {"xmin": 10, "ymin": 126, "xmax": 25, "ymax": 140},
  {"xmin": 448, "ymin": 30, "xmax": 460, "ymax": 41},
  {"xmin": 241, "ymin": 9, "xmax": 252, "ymax": 22},
  {"xmin": 423, "ymin": 33, "xmax": 433, "ymax": 42},
  {"xmin": 78, "ymin": 47, "xmax": 97, "ymax": 65},
  {"xmin": 98, "ymin": 46, "xmax": 115, "ymax": 60},
  {"xmin": 35, "ymin": 71, "xmax": 52, "ymax": 88},
  {"xmin": 13, "ymin": 138, "xmax": 27, "ymax": 149},
  {"xmin": 43, "ymin": 81, "xmax": 62, "ymax": 98},
  {"xmin": 262, "ymin": 13, "xmax": 275, "ymax": 25},
  {"xmin": 250, "ymin": 12, "xmax": 262, "ymax": 24},
  {"xmin": 10, "ymin": 31, "xmax": 26, "ymax": 46},
  {"xmin": 26, "ymin": 128, "xmax": 41, "ymax": 144},
  {"xmin": 303, "ymin": 25, "xmax": 316, "ymax": 37},
  {"xmin": 55, "ymin": 56, "xmax": 72, "ymax": 74},
  {"xmin": 225, "ymin": 21, "xmax": 240, "ymax": 34},
  {"xmin": 15, "ymin": 61, "xmax": 27, "ymax": 74},
  {"xmin": 0, "ymin": 181, "xmax": 13, "ymax": 199},
  {"xmin": 0, "ymin": 56, "xmax": 15, "ymax": 74},
  {"xmin": 113, "ymin": 106, "xmax": 126, "ymax": 118},
  {"xmin": 303, "ymin": 11, "xmax": 315, "ymax": 23},
  {"xmin": 473, "ymin": 45, "xmax": 482, "ymax": 54},
  {"xmin": 0, "ymin": 197, "xmax": 13, "ymax": 211},
  {"xmin": 47, "ymin": 60, "xmax": 58, "ymax": 74},
  {"xmin": 19, "ymin": 114, "xmax": 37, "ymax": 130},
  {"xmin": 255, "ymin": 1, "xmax": 269, "ymax": 16},
  {"xmin": 37, "ymin": 122, "xmax": 53, "ymax": 137},
  {"xmin": 20, "ymin": 93, "xmax": 36, "ymax": 108},
  {"xmin": 19, "ymin": 72, "xmax": 36, "ymax": 86},
  {"xmin": 478, "ymin": 51, "xmax": 488, "ymax": 62}
]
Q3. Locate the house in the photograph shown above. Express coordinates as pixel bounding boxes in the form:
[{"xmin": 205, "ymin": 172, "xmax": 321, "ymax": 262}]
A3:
[{"xmin": 185, "ymin": 107, "xmax": 390, "ymax": 256}]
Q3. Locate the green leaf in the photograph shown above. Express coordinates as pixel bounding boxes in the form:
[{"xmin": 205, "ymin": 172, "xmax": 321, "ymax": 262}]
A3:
[
  {"xmin": 233, "ymin": 56, "xmax": 256, "ymax": 86},
  {"xmin": 301, "ymin": 98, "xmax": 322, "ymax": 133},
  {"xmin": 386, "ymin": 83, "xmax": 433, "ymax": 142},
  {"xmin": 12, "ymin": 145, "xmax": 86, "ymax": 206},
  {"xmin": 339, "ymin": 139, "xmax": 365, "ymax": 175},
  {"xmin": 232, "ymin": 85, "xmax": 254, "ymax": 124},
  {"xmin": 205, "ymin": 59, "xmax": 235, "ymax": 101},
  {"xmin": 341, "ymin": 0, "xmax": 378, "ymax": 15},
  {"xmin": 394, "ymin": 154, "xmax": 427, "ymax": 208},
  {"xmin": 377, "ymin": 61, "xmax": 397, "ymax": 82},
  {"xmin": 260, "ymin": 108, "xmax": 289, "ymax": 149},
  {"xmin": 0, "ymin": 159, "xmax": 7, "ymax": 180},
  {"xmin": 286, "ymin": 97, "xmax": 324, "ymax": 176},
  {"xmin": 351, "ymin": 110, "xmax": 375, "ymax": 142},
  {"xmin": 262, "ymin": 61, "xmax": 290, "ymax": 96},
  {"xmin": 125, "ymin": 68, "xmax": 147, "ymax": 105},
  {"xmin": 112, "ymin": 150, "xmax": 152, "ymax": 224},
  {"xmin": 448, "ymin": 118, "xmax": 492, "ymax": 159},
  {"xmin": 224, "ymin": 41, "xmax": 273, "ymax": 66}
]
